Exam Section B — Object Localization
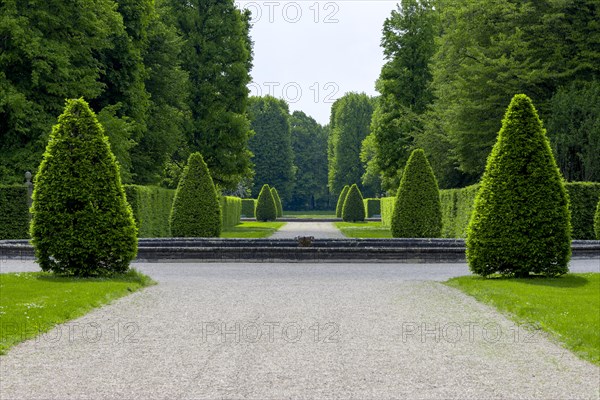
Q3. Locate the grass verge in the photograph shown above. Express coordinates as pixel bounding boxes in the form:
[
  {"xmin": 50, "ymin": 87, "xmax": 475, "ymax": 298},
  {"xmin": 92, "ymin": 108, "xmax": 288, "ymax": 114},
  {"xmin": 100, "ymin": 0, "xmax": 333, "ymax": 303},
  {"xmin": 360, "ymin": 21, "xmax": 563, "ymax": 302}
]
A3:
[
  {"xmin": 284, "ymin": 211, "xmax": 336, "ymax": 219},
  {"xmin": 335, "ymin": 221, "xmax": 392, "ymax": 238},
  {"xmin": 221, "ymin": 221, "xmax": 286, "ymax": 238},
  {"xmin": 445, "ymin": 273, "xmax": 600, "ymax": 366},
  {"xmin": 0, "ymin": 269, "xmax": 155, "ymax": 355}
]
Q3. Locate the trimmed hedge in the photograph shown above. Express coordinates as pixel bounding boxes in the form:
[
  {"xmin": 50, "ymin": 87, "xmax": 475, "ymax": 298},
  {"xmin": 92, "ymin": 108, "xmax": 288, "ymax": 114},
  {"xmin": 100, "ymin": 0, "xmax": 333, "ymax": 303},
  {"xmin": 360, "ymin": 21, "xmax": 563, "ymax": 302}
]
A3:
[
  {"xmin": 0, "ymin": 185, "xmax": 29, "ymax": 239},
  {"xmin": 342, "ymin": 184, "xmax": 365, "ymax": 222},
  {"xmin": 567, "ymin": 182, "xmax": 600, "ymax": 240},
  {"xmin": 241, "ymin": 199, "xmax": 256, "ymax": 218},
  {"xmin": 595, "ymin": 199, "xmax": 600, "ymax": 240},
  {"xmin": 221, "ymin": 196, "xmax": 242, "ymax": 228},
  {"xmin": 124, "ymin": 185, "xmax": 175, "ymax": 238},
  {"xmin": 256, "ymin": 184, "xmax": 277, "ymax": 221},
  {"xmin": 363, "ymin": 198, "xmax": 381, "ymax": 218},
  {"xmin": 271, "ymin": 187, "xmax": 283, "ymax": 217},
  {"xmin": 381, "ymin": 197, "xmax": 395, "ymax": 227},
  {"xmin": 170, "ymin": 153, "xmax": 222, "ymax": 237},
  {"xmin": 439, "ymin": 185, "xmax": 479, "ymax": 238},
  {"xmin": 335, "ymin": 185, "xmax": 350, "ymax": 218},
  {"xmin": 30, "ymin": 98, "xmax": 137, "ymax": 276},
  {"xmin": 466, "ymin": 94, "xmax": 570, "ymax": 277}
]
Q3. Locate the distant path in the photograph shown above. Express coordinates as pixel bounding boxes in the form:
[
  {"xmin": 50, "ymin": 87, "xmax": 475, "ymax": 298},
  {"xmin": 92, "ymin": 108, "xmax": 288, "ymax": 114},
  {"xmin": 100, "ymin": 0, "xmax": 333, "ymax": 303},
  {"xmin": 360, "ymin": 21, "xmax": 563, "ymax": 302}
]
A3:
[{"xmin": 270, "ymin": 221, "xmax": 346, "ymax": 239}]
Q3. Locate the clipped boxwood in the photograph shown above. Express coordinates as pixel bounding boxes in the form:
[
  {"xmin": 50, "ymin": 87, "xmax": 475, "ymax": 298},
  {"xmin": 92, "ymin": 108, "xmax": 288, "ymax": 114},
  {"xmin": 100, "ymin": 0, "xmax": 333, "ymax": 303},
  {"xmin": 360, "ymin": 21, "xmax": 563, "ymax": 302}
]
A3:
[
  {"xmin": 241, "ymin": 199, "xmax": 256, "ymax": 218},
  {"xmin": 124, "ymin": 185, "xmax": 175, "ymax": 238},
  {"xmin": 380, "ymin": 197, "xmax": 395, "ymax": 227},
  {"xmin": 342, "ymin": 184, "xmax": 365, "ymax": 222},
  {"xmin": 595, "ymin": 198, "xmax": 600, "ymax": 240},
  {"xmin": 439, "ymin": 185, "xmax": 479, "ymax": 238},
  {"xmin": 466, "ymin": 94, "xmax": 571, "ymax": 277},
  {"xmin": 0, "ymin": 185, "xmax": 29, "ymax": 240},
  {"xmin": 30, "ymin": 98, "xmax": 137, "ymax": 276},
  {"xmin": 221, "ymin": 196, "xmax": 242, "ymax": 228},
  {"xmin": 566, "ymin": 182, "xmax": 600, "ymax": 240},
  {"xmin": 170, "ymin": 153, "xmax": 222, "ymax": 237},
  {"xmin": 391, "ymin": 149, "xmax": 442, "ymax": 238},
  {"xmin": 255, "ymin": 184, "xmax": 277, "ymax": 221},
  {"xmin": 335, "ymin": 185, "xmax": 350, "ymax": 218},
  {"xmin": 271, "ymin": 187, "xmax": 283, "ymax": 217},
  {"xmin": 363, "ymin": 198, "xmax": 381, "ymax": 218}
]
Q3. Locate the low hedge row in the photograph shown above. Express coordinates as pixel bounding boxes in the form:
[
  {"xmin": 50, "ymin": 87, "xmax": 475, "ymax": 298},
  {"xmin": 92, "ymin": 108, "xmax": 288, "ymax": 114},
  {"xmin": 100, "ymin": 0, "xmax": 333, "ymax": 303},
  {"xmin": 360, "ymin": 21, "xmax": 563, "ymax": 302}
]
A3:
[
  {"xmin": 124, "ymin": 185, "xmax": 175, "ymax": 238},
  {"xmin": 567, "ymin": 182, "xmax": 600, "ymax": 240},
  {"xmin": 363, "ymin": 198, "xmax": 381, "ymax": 218},
  {"xmin": 0, "ymin": 185, "xmax": 30, "ymax": 239},
  {"xmin": 439, "ymin": 185, "xmax": 480, "ymax": 239},
  {"xmin": 381, "ymin": 197, "xmax": 395, "ymax": 227},
  {"xmin": 221, "ymin": 196, "xmax": 242, "ymax": 228},
  {"xmin": 241, "ymin": 199, "xmax": 256, "ymax": 217}
]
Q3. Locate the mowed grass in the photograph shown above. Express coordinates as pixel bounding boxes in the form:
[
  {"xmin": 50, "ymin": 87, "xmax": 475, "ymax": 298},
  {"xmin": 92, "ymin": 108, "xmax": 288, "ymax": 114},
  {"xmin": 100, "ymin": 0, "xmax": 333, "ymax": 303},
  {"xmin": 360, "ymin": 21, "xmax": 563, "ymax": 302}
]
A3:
[
  {"xmin": 335, "ymin": 221, "xmax": 392, "ymax": 238},
  {"xmin": 284, "ymin": 210, "xmax": 336, "ymax": 219},
  {"xmin": 220, "ymin": 221, "xmax": 286, "ymax": 238},
  {"xmin": 446, "ymin": 273, "xmax": 600, "ymax": 365},
  {"xmin": 0, "ymin": 269, "xmax": 155, "ymax": 354}
]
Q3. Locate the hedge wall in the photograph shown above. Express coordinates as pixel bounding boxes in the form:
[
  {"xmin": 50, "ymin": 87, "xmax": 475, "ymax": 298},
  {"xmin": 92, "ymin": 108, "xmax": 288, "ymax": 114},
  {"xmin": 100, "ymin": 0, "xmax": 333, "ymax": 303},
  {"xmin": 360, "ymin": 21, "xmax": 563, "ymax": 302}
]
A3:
[
  {"xmin": 221, "ymin": 196, "xmax": 242, "ymax": 228},
  {"xmin": 381, "ymin": 197, "xmax": 395, "ymax": 227},
  {"xmin": 439, "ymin": 185, "xmax": 479, "ymax": 239},
  {"xmin": 363, "ymin": 198, "xmax": 381, "ymax": 218},
  {"xmin": 241, "ymin": 199, "xmax": 256, "ymax": 217},
  {"xmin": 124, "ymin": 185, "xmax": 175, "ymax": 238},
  {"xmin": 567, "ymin": 182, "xmax": 600, "ymax": 240},
  {"xmin": 0, "ymin": 185, "xmax": 30, "ymax": 239}
]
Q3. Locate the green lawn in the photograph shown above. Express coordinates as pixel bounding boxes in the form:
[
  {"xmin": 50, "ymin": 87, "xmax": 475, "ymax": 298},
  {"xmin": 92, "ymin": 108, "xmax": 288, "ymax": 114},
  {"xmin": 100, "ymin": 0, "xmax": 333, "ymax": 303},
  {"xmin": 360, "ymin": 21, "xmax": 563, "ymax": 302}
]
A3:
[
  {"xmin": 0, "ymin": 269, "xmax": 155, "ymax": 354},
  {"xmin": 446, "ymin": 273, "xmax": 600, "ymax": 366},
  {"xmin": 221, "ymin": 221, "xmax": 285, "ymax": 238},
  {"xmin": 335, "ymin": 221, "xmax": 392, "ymax": 238},
  {"xmin": 284, "ymin": 210, "xmax": 336, "ymax": 218}
]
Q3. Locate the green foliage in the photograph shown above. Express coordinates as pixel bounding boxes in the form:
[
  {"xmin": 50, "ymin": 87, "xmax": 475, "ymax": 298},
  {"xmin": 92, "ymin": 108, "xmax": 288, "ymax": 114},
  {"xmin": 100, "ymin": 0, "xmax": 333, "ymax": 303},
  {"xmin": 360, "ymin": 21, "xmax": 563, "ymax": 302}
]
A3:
[
  {"xmin": 124, "ymin": 185, "xmax": 175, "ymax": 238},
  {"xmin": 221, "ymin": 221, "xmax": 284, "ymax": 238},
  {"xmin": 241, "ymin": 199, "xmax": 256, "ymax": 218},
  {"xmin": 335, "ymin": 185, "xmax": 349, "ymax": 218},
  {"xmin": 566, "ymin": 183, "xmax": 600, "ymax": 240},
  {"xmin": 439, "ymin": 185, "xmax": 479, "ymax": 238},
  {"xmin": 255, "ymin": 184, "xmax": 277, "ymax": 222},
  {"xmin": 546, "ymin": 80, "xmax": 600, "ymax": 182},
  {"xmin": 328, "ymin": 93, "xmax": 374, "ymax": 196},
  {"xmin": 363, "ymin": 198, "xmax": 381, "ymax": 218},
  {"xmin": 248, "ymin": 96, "xmax": 294, "ymax": 203},
  {"xmin": 372, "ymin": 0, "xmax": 437, "ymax": 191},
  {"xmin": 595, "ymin": 199, "xmax": 600, "ymax": 240},
  {"xmin": 380, "ymin": 197, "xmax": 395, "ymax": 227},
  {"xmin": 170, "ymin": 152, "xmax": 222, "ymax": 237},
  {"xmin": 342, "ymin": 184, "xmax": 366, "ymax": 222},
  {"xmin": 168, "ymin": 0, "xmax": 254, "ymax": 189},
  {"xmin": 271, "ymin": 187, "xmax": 283, "ymax": 217},
  {"xmin": 466, "ymin": 95, "xmax": 571, "ymax": 277},
  {"xmin": 0, "ymin": 185, "xmax": 29, "ymax": 239},
  {"xmin": 391, "ymin": 149, "xmax": 441, "ymax": 238},
  {"xmin": 221, "ymin": 196, "xmax": 242, "ymax": 229},
  {"xmin": 30, "ymin": 99, "xmax": 138, "ymax": 276},
  {"xmin": 289, "ymin": 111, "xmax": 329, "ymax": 210}
]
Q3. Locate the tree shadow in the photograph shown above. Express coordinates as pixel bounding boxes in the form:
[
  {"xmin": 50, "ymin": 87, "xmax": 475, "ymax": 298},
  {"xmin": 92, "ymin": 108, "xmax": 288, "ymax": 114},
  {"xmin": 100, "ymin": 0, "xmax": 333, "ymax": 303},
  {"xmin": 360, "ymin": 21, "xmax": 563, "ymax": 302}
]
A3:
[{"xmin": 484, "ymin": 273, "xmax": 591, "ymax": 288}]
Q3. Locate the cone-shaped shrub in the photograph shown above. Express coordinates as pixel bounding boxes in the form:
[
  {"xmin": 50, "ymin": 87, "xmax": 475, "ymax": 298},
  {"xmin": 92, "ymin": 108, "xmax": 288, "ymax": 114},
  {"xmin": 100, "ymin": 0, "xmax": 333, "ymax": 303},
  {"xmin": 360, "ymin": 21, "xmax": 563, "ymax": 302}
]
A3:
[
  {"xmin": 256, "ymin": 184, "xmax": 277, "ymax": 221},
  {"xmin": 342, "ymin": 184, "xmax": 365, "ymax": 222},
  {"xmin": 336, "ymin": 185, "xmax": 350, "ymax": 218},
  {"xmin": 30, "ymin": 98, "xmax": 137, "ymax": 276},
  {"xmin": 170, "ymin": 153, "xmax": 222, "ymax": 237},
  {"xmin": 391, "ymin": 149, "xmax": 442, "ymax": 238},
  {"xmin": 271, "ymin": 187, "xmax": 283, "ymax": 217},
  {"xmin": 466, "ymin": 94, "xmax": 571, "ymax": 277},
  {"xmin": 595, "ymin": 199, "xmax": 600, "ymax": 240}
]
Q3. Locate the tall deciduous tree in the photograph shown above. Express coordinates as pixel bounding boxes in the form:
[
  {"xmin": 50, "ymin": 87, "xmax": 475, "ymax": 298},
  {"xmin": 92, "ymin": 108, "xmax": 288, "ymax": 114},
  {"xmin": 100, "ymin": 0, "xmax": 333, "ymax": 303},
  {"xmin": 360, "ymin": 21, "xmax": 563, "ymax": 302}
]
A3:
[
  {"xmin": 167, "ymin": 0, "xmax": 254, "ymax": 189},
  {"xmin": 328, "ymin": 93, "xmax": 374, "ymax": 196},
  {"xmin": 247, "ymin": 96, "xmax": 294, "ymax": 203},
  {"xmin": 289, "ymin": 111, "xmax": 328, "ymax": 210}
]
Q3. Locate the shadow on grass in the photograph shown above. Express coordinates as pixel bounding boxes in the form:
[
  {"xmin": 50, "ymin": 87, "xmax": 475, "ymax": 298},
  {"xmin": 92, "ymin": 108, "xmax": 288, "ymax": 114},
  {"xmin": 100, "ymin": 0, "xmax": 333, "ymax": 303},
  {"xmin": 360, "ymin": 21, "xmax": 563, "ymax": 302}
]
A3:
[
  {"xmin": 34, "ymin": 269, "xmax": 153, "ymax": 285},
  {"xmin": 476, "ymin": 273, "xmax": 591, "ymax": 288}
]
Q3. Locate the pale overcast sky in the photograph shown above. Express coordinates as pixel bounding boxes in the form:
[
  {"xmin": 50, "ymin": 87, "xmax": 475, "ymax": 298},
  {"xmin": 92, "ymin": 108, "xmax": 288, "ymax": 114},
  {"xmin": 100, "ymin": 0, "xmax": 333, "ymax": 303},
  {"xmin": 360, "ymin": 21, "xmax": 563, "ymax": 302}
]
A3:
[{"xmin": 236, "ymin": 0, "xmax": 400, "ymax": 125}]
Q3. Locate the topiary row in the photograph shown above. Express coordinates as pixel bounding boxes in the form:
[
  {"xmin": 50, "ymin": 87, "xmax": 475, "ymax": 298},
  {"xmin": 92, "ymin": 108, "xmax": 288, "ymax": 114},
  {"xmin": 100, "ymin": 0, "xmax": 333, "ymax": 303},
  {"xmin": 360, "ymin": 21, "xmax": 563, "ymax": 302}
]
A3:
[
  {"xmin": 363, "ymin": 198, "xmax": 381, "ymax": 218},
  {"xmin": 335, "ymin": 185, "xmax": 349, "ymax": 218},
  {"xmin": 271, "ymin": 187, "xmax": 283, "ymax": 217},
  {"xmin": 256, "ymin": 184, "xmax": 277, "ymax": 221},
  {"xmin": 342, "ymin": 184, "xmax": 365, "ymax": 222},
  {"xmin": 221, "ymin": 196, "xmax": 242, "ymax": 228}
]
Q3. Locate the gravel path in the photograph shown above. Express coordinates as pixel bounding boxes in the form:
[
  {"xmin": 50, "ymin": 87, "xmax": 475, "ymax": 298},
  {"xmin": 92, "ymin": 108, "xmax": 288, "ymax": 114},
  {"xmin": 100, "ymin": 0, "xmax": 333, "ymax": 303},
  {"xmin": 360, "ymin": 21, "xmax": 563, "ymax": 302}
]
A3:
[
  {"xmin": 270, "ymin": 221, "xmax": 346, "ymax": 239},
  {"xmin": 1, "ymin": 260, "xmax": 599, "ymax": 399}
]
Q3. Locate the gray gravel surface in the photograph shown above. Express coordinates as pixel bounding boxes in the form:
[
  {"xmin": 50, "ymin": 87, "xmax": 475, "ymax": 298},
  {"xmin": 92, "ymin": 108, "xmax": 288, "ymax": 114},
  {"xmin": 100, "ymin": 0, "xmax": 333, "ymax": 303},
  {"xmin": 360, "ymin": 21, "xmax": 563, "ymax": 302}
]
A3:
[
  {"xmin": 1, "ymin": 260, "xmax": 599, "ymax": 399},
  {"xmin": 270, "ymin": 222, "xmax": 346, "ymax": 239}
]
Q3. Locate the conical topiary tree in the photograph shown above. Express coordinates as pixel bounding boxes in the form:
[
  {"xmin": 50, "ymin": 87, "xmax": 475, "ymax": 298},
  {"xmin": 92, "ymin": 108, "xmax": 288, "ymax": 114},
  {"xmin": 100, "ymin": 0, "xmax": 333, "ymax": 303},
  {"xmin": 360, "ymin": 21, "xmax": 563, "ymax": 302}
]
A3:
[
  {"xmin": 391, "ymin": 149, "xmax": 442, "ymax": 238},
  {"xmin": 594, "ymin": 198, "xmax": 600, "ymax": 240},
  {"xmin": 170, "ymin": 152, "xmax": 222, "ymax": 237},
  {"xmin": 256, "ymin": 184, "xmax": 277, "ymax": 221},
  {"xmin": 336, "ymin": 185, "xmax": 350, "ymax": 218},
  {"xmin": 467, "ymin": 94, "xmax": 571, "ymax": 277},
  {"xmin": 342, "ymin": 184, "xmax": 366, "ymax": 222},
  {"xmin": 271, "ymin": 187, "xmax": 283, "ymax": 218},
  {"xmin": 30, "ymin": 98, "xmax": 137, "ymax": 276}
]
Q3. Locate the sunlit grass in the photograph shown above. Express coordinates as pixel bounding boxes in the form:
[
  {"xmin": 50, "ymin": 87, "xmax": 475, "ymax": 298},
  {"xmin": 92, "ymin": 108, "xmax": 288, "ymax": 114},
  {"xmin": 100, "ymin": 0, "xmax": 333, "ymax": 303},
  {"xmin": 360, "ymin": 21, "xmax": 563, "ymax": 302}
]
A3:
[
  {"xmin": 335, "ymin": 221, "xmax": 392, "ymax": 238},
  {"xmin": 284, "ymin": 210, "xmax": 336, "ymax": 219},
  {"xmin": 220, "ymin": 221, "xmax": 286, "ymax": 238}
]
